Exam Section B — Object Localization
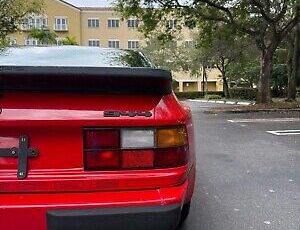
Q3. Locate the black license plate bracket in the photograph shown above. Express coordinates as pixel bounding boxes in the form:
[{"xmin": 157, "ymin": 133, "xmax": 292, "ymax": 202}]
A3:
[{"xmin": 0, "ymin": 136, "xmax": 38, "ymax": 179}]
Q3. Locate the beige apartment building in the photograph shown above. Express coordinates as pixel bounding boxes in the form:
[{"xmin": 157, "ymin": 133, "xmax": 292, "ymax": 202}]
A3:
[
  {"xmin": 80, "ymin": 7, "xmax": 141, "ymax": 49},
  {"xmin": 173, "ymin": 69, "xmax": 223, "ymax": 92},
  {"xmin": 8, "ymin": 0, "xmax": 223, "ymax": 93},
  {"xmin": 9, "ymin": 0, "xmax": 142, "ymax": 50},
  {"xmin": 10, "ymin": 0, "xmax": 81, "ymax": 46}
]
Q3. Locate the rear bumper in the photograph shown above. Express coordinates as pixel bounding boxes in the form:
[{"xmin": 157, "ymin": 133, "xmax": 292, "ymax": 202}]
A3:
[
  {"xmin": 0, "ymin": 175, "xmax": 194, "ymax": 230},
  {"xmin": 47, "ymin": 204, "xmax": 181, "ymax": 230}
]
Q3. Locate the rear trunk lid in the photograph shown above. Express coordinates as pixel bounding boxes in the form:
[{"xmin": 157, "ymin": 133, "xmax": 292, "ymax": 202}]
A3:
[{"xmin": 0, "ymin": 47, "xmax": 189, "ymax": 194}]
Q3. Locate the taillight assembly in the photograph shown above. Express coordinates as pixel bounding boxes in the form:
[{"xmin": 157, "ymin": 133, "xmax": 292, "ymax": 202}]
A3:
[{"xmin": 84, "ymin": 127, "xmax": 189, "ymax": 171}]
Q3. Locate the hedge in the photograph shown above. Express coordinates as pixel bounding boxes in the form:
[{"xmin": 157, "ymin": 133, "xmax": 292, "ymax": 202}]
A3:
[
  {"xmin": 176, "ymin": 88, "xmax": 299, "ymax": 101},
  {"xmin": 229, "ymin": 88, "xmax": 257, "ymax": 100},
  {"xmin": 175, "ymin": 91, "xmax": 224, "ymax": 99}
]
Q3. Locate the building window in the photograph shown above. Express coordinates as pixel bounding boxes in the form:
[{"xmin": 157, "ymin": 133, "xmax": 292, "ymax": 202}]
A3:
[
  {"xmin": 127, "ymin": 19, "xmax": 138, "ymax": 28},
  {"xmin": 88, "ymin": 39, "xmax": 100, "ymax": 47},
  {"xmin": 167, "ymin": 19, "xmax": 177, "ymax": 29},
  {"xmin": 108, "ymin": 19, "xmax": 120, "ymax": 28},
  {"xmin": 54, "ymin": 17, "xmax": 68, "ymax": 31},
  {"xmin": 128, "ymin": 40, "xmax": 139, "ymax": 49},
  {"xmin": 108, "ymin": 40, "xmax": 120, "ymax": 48},
  {"xmin": 24, "ymin": 38, "xmax": 39, "ymax": 46},
  {"xmin": 22, "ymin": 15, "xmax": 48, "ymax": 30},
  {"xmin": 88, "ymin": 18, "xmax": 99, "ymax": 28}
]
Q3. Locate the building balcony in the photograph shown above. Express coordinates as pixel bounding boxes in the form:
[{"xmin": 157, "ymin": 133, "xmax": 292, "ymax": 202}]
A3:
[
  {"xmin": 53, "ymin": 24, "xmax": 68, "ymax": 31},
  {"xmin": 21, "ymin": 25, "xmax": 49, "ymax": 31}
]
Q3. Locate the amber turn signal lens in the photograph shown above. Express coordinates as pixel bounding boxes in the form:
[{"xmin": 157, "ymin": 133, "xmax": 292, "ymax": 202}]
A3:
[{"xmin": 157, "ymin": 127, "xmax": 187, "ymax": 148}]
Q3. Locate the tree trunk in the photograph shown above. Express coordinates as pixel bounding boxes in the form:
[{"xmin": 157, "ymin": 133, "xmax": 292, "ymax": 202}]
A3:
[
  {"xmin": 202, "ymin": 66, "xmax": 206, "ymax": 93},
  {"xmin": 205, "ymin": 74, "xmax": 208, "ymax": 95},
  {"xmin": 287, "ymin": 33, "xmax": 296, "ymax": 101},
  {"xmin": 249, "ymin": 80, "xmax": 254, "ymax": 88},
  {"xmin": 257, "ymin": 50, "xmax": 273, "ymax": 104},
  {"xmin": 294, "ymin": 6, "xmax": 300, "ymax": 88},
  {"xmin": 287, "ymin": 6, "xmax": 300, "ymax": 100},
  {"xmin": 219, "ymin": 58, "xmax": 231, "ymax": 98},
  {"xmin": 222, "ymin": 75, "xmax": 231, "ymax": 98}
]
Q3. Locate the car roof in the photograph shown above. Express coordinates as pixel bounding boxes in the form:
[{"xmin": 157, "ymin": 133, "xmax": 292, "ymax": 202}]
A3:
[{"xmin": 0, "ymin": 46, "xmax": 153, "ymax": 68}]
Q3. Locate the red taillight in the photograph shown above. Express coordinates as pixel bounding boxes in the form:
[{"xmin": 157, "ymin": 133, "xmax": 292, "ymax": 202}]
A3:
[
  {"xmin": 154, "ymin": 146, "xmax": 188, "ymax": 168},
  {"xmin": 84, "ymin": 130, "xmax": 119, "ymax": 149},
  {"xmin": 84, "ymin": 127, "xmax": 189, "ymax": 171},
  {"xmin": 122, "ymin": 150, "xmax": 154, "ymax": 169},
  {"xmin": 85, "ymin": 150, "xmax": 120, "ymax": 170}
]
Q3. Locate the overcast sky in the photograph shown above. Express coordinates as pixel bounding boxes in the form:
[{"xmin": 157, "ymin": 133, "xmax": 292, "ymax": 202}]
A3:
[{"xmin": 65, "ymin": 0, "xmax": 113, "ymax": 7}]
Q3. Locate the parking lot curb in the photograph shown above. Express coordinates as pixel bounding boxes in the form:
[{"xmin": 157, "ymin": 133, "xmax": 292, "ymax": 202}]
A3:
[
  {"xmin": 188, "ymin": 99, "xmax": 255, "ymax": 106},
  {"xmin": 204, "ymin": 108, "xmax": 300, "ymax": 114}
]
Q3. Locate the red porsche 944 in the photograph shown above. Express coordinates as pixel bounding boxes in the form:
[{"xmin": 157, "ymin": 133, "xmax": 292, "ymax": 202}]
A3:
[{"xmin": 0, "ymin": 46, "xmax": 195, "ymax": 230}]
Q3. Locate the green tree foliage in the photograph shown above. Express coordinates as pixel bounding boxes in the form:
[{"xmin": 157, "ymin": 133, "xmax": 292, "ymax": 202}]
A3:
[
  {"xmin": 29, "ymin": 28, "xmax": 57, "ymax": 45},
  {"xmin": 141, "ymin": 34, "xmax": 202, "ymax": 75},
  {"xmin": 228, "ymin": 58, "xmax": 261, "ymax": 88},
  {"xmin": 62, "ymin": 36, "xmax": 79, "ymax": 45},
  {"xmin": 142, "ymin": 25, "xmax": 256, "ymax": 98},
  {"xmin": 141, "ymin": 36, "xmax": 211, "ymax": 94},
  {"xmin": 296, "ymin": 17, "xmax": 300, "ymax": 88},
  {"xmin": 228, "ymin": 46, "xmax": 290, "ymax": 96},
  {"xmin": 0, "ymin": 0, "xmax": 43, "ymax": 46},
  {"xmin": 272, "ymin": 64, "xmax": 288, "ymax": 97},
  {"xmin": 194, "ymin": 23, "xmax": 257, "ymax": 98},
  {"xmin": 287, "ymin": 5, "xmax": 300, "ymax": 100},
  {"xmin": 115, "ymin": 0, "xmax": 300, "ymax": 103}
]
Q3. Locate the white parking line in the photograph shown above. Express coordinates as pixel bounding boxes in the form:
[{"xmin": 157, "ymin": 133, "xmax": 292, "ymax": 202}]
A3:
[
  {"xmin": 267, "ymin": 130, "xmax": 300, "ymax": 136},
  {"xmin": 228, "ymin": 118, "xmax": 300, "ymax": 123},
  {"xmin": 188, "ymin": 99, "xmax": 252, "ymax": 105}
]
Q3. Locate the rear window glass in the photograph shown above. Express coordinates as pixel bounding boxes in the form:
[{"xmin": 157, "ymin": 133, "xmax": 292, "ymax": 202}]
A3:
[{"xmin": 0, "ymin": 46, "xmax": 152, "ymax": 68}]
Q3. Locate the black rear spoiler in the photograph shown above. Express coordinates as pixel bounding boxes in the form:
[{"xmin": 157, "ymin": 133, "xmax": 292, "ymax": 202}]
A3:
[{"xmin": 0, "ymin": 66, "xmax": 172, "ymax": 95}]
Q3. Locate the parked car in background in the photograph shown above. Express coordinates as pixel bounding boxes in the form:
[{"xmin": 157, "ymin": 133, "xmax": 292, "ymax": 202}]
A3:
[{"xmin": 0, "ymin": 46, "xmax": 195, "ymax": 230}]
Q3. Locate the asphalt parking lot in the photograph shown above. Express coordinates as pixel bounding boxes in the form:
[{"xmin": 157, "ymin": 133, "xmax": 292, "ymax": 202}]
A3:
[{"xmin": 179, "ymin": 101, "xmax": 300, "ymax": 230}]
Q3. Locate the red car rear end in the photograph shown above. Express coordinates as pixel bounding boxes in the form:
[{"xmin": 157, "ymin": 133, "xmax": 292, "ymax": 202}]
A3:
[{"xmin": 0, "ymin": 47, "xmax": 195, "ymax": 230}]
